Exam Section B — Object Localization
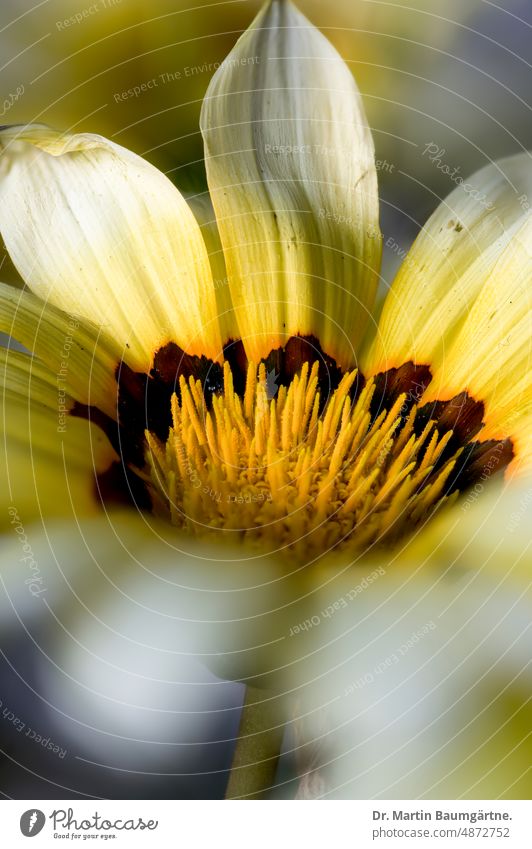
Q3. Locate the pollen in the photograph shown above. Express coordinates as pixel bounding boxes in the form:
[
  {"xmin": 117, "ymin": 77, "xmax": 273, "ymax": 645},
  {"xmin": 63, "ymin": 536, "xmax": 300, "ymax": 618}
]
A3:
[{"xmin": 142, "ymin": 360, "xmax": 465, "ymax": 559}]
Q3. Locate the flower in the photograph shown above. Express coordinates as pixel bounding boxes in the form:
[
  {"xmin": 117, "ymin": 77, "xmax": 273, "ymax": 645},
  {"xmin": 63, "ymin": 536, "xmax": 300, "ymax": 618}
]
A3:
[
  {"xmin": 2, "ymin": 0, "xmax": 531, "ymax": 802},
  {"xmin": 0, "ymin": 0, "xmax": 530, "ymax": 568}
]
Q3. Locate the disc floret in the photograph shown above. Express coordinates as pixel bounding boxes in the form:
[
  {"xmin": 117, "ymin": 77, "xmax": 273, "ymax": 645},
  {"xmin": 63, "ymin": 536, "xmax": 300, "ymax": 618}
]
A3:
[{"xmin": 145, "ymin": 362, "xmax": 461, "ymax": 558}]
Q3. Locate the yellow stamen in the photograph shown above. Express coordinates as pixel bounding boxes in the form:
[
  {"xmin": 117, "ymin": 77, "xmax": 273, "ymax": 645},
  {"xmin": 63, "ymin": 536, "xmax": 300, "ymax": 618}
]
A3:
[{"xmin": 144, "ymin": 364, "xmax": 463, "ymax": 558}]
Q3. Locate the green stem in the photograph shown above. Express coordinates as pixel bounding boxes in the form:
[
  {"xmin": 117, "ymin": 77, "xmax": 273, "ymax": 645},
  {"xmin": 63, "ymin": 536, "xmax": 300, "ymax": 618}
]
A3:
[{"xmin": 225, "ymin": 685, "xmax": 286, "ymax": 799}]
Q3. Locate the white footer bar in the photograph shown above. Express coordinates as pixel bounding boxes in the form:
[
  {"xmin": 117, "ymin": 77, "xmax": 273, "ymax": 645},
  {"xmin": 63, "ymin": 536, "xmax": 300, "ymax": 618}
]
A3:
[{"xmin": 1, "ymin": 799, "xmax": 531, "ymax": 847}]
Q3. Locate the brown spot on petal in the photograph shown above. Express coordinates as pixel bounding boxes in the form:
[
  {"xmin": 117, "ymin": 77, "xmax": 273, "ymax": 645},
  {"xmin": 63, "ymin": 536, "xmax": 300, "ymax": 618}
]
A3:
[
  {"xmin": 222, "ymin": 339, "xmax": 248, "ymax": 394},
  {"xmin": 224, "ymin": 334, "xmax": 346, "ymax": 403},
  {"xmin": 151, "ymin": 342, "xmax": 224, "ymax": 396},
  {"xmin": 371, "ymin": 362, "xmax": 432, "ymax": 421},
  {"xmin": 447, "ymin": 437, "xmax": 514, "ymax": 493},
  {"xmin": 116, "ymin": 346, "xmax": 224, "ymax": 467},
  {"xmin": 416, "ymin": 391, "xmax": 485, "ymax": 456},
  {"xmin": 366, "ymin": 373, "xmax": 513, "ymax": 495},
  {"xmin": 96, "ymin": 460, "xmax": 152, "ymax": 511}
]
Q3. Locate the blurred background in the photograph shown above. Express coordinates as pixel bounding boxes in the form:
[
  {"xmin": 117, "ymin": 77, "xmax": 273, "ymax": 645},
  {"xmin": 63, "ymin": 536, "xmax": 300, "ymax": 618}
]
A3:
[
  {"xmin": 1, "ymin": 0, "xmax": 532, "ymax": 800},
  {"xmin": 3, "ymin": 0, "xmax": 532, "ymax": 282}
]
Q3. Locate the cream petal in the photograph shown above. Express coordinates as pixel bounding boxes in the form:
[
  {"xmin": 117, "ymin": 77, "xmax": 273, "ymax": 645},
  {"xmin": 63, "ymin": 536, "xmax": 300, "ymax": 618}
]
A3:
[
  {"xmin": 200, "ymin": 0, "xmax": 381, "ymax": 369},
  {"xmin": 2, "ymin": 346, "xmax": 71, "ymax": 409},
  {"xmin": 186, "ymin": 192, "xmax": 237, "ymax": 348},
  {"xmin": 422, "ymin": 213, "xmax": 532, "ymax": 457},
  {"xmin": 401, "ymin": 475, "xmax": 532, "ymax": 581},
  {"xmin": 0, "ymin": 282, "xmax": 121, "ymax": 419},
  {"xmin": 0, "ymin": 125, "xmax": 223, "ymax": 372},
  {"xmin": 363, "ymin": 152, "xmax": 532, "ymax": 377}
]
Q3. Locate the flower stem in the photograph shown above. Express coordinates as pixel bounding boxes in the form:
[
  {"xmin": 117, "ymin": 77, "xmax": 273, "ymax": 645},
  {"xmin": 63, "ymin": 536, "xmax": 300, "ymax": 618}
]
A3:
[{"xmin": 225, "ymin": 685, "xmax": 286, "ymax": 799}]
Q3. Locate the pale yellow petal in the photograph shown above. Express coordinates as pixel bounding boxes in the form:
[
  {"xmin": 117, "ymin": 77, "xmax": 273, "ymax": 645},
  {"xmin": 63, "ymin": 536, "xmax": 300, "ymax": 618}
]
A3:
[
  {"xmin": 423, "ymin": 214, "xmax": 532, "ymax": 450},
  {"xmin": 400, "ymin": 475, "xmax": 532, "ymax": 582},
  {"xmin": 364, "ymin": 152, "xmax": 532, "ymax": 376},
  {"xmin": 1, "ymin": 347, "xmax": 69, "ymax": 409},
  {"xmin": 1, "ymin": 350, "xmax": 117, "ymax": 525},
  {"xmin": 0, "ymin": 124, "xmax": 223, "ymax": 371},
  {"xmin": 186, "ymin": 192, "xmax": 237, "ymax": 348},
  {"xmin": 200, "ymin": 0, "xmax": 381, "ymax": 369},
  {"xmin": 0, "ymin": 282, "xmax": 120, "ymax": 419}
]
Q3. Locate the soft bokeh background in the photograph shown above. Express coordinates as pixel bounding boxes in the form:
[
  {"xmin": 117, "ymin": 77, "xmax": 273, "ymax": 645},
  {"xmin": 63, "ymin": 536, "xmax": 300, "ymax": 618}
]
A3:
[
  {"xmin": 1, "ymin": 0, "xmax": 532, "ymax": 799},
  {"xmin": 3, "ymin": 0, "xmax": 532, "ymax": 280}
]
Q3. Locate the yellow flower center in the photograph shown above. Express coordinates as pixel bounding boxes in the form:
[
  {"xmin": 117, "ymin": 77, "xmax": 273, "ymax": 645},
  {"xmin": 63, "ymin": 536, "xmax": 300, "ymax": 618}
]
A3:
[{"xmin": 143, "ymin": 360, "xmax": 464, "ymax": 559}]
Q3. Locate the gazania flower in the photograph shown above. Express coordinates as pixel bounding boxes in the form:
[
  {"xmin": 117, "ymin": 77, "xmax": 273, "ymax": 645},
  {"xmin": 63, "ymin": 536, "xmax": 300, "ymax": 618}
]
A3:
[
  {"xmin": 1, "ymin": 0, "xmax": 531, "ymax": 798},
  {"xmin": 1, "ymin": 0, "xmax": 529, "ymax": 558}
]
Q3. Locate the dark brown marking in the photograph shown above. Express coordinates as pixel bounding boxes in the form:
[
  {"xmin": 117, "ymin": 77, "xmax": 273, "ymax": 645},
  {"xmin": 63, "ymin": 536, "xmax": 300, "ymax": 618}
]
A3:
[
  {"xmin": 95, "ymin": 460, "xmax": 152, "ymax": 511},
  {"xmin": 115, "ymin": 345, "xmax": 224, "ymax": 467},
  {"xmin": 224, "ymin": 334, "xmax": 346, "ymax": 403},
  {"xmin": 411, "ymin": 391, "xmax": 486, "ymax": 487},
  {"xmin": 368, "ymin": 368, "xmax": 513, "ymax": 495},
  {"xmin": 116, "ymin": 363, "xmax": 150, "ymax": 466},
  {"xmin": 415, "ymin": 392, "xmax": 485, "ymax": 460},
  {"xmin": 75, "ymin": 341, "xmax": 514, "ymax": 512},
  {"xmin": 71, "ymin": 401, "xmax": 120, "ymax": 455},
  {"xmin": 70, "ymin": 398, "xmax": 150, "ymax": 484},
  {"xmin": 223, "ymin": 339, "xmax": 248, "ymax": 395},
  {"xmin": 444, "ymin": 437, "xmax": 514, "ymax": 494},
  {"xmin": 71, "ymin": 402, "xmax": 152, "ymax": 509},
  {"xmin": 151, "ymin": 343, "xmax": 224, "ymax": 396},
  {"xmin": 413, "ymin": 394, "xmax": 513, "ymax": 493},
  {"xmin": 370, "ymin": 362, "xmax": 432, "ymax": 422}
]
